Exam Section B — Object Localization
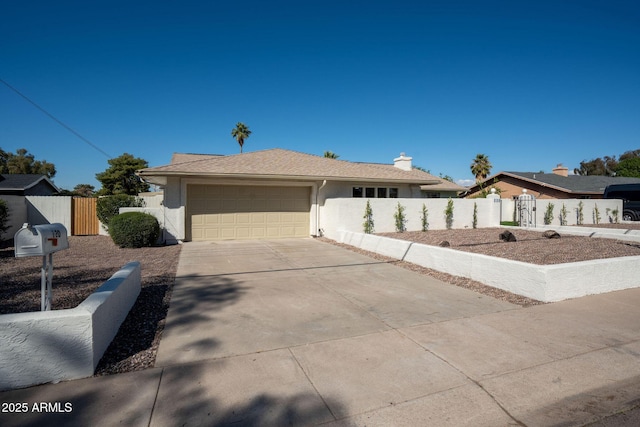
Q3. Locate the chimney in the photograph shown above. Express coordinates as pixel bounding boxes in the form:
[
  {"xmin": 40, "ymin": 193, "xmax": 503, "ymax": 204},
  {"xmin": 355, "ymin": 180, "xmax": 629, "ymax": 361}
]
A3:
[
  {"xmin": 394, "ymin": 152, "xmax": 413, "ymax": 171},
  {"xmin": 552, "ymin": 163, "xmax": 568, "ymax": 177}
]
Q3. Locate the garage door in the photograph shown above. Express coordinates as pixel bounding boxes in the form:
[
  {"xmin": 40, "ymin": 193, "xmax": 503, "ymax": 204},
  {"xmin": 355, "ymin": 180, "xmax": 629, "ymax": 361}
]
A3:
[{"xmin": 188, "ymin": 185, "xmax": 310, "ymax": 241}]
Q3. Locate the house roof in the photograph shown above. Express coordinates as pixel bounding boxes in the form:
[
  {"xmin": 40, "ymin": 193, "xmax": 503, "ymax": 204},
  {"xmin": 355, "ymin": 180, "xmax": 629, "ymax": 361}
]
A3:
[
  {"xmin": 138, "ymin": 149, "xmax": 443, "ymax": 185},
  {"xmin": 468, "ymin": 171, "xmax": 640, "ymax": 195},
  {"xmin": 0, "ymin": 174, "xmax": 59, "ymax": 192},
  {"xmin": 170, "ymin": 153, "xmax": 224, "ymax": 164}
]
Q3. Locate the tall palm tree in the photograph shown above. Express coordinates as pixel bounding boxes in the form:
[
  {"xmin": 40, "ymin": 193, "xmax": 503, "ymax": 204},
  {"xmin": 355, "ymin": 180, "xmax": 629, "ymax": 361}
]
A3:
[
  {"xmin": 231, "ymin": 122, "xmax": 251, "ymax": 153},
  {"xmin": 323, "ymin": 151, "xmax": 339, "ymax": 159},
  {"xmin": 470, "ymin": 154, "xmax": 492, "ymax": 182}
]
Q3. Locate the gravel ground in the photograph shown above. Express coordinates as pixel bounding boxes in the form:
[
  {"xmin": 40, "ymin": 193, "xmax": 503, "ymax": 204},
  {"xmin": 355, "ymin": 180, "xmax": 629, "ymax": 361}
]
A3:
[
  {"xmin": 379, "ymin": 227, "xmax": 640, "ymax": 265},
  {"xmin": 0, "ymin": 236, "xmax": 181, "ymax": 375}
]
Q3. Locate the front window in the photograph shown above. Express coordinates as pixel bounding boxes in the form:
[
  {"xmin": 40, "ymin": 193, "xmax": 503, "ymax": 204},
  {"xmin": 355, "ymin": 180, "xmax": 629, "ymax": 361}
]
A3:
[
  {"xmin": 389, "ymin": 188, "xmax": 398, "ymax": 198},
  {"xmin": 377, "ymin": 188, "xmax": 387, "ymax": 198},
  {"xmin": 352, "ymin": 187, "xmax": 363, "ymax": 197},
  {"xmin": 365, "ymin": 187, "xmax": 375, "ymax": 198}
]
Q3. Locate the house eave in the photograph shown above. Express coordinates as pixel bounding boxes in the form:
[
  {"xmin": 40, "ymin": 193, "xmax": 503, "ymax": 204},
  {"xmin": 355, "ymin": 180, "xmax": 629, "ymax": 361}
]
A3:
[{"xmin": 137, "ymin": 170, "xmax": 439, "ymax": 186}]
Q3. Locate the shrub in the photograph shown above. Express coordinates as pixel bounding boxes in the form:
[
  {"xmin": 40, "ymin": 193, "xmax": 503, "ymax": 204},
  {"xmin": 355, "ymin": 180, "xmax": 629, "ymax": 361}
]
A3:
[
  {"xmin": 593, "ymin": 204, "xmax": 601, "ymax": 224},
  {"xmin": 577, "ymin": 201, "xmax": 584, "ymax": 225},
  {"xmin": 109, "ymin": 212, "xmax": 160, "ymax": 248},
  {"xmin": 444, "ymin": 198, "xmax": 454, "ymax": 229},
  {"xmin": 97, "ymin": 195, "xmax": 144, "ymax": 229},
  {"xmin": 420, "ymin": 203, "xmax": 429, "ymax": 232},
  {"xmin": 559, "ymin": 203, "xmax": 568, "ymax": 226},
  {"xmin": 0, "ymin": 199, "xmax": 9, "ymax": 240},
  {"xmin": 363, "ymin": 200, "xmax": 374, "ymax": 234},
  {"xmin": 472, "ymin": 202, "xmax": 478, "ymax": 229},
  {"xmin": 394, "ymin": 202, "xmax": 407, "ymax": 232},
  {"xmin": 544, "ymin": 203, "xmax": 554, "ymax": 225}
]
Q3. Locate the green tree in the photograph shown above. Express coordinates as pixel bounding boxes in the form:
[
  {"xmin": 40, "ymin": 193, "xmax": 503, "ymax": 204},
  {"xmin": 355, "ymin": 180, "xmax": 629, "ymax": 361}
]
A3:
[
  {"xmin": 0, "ymin": 148, "xmax": 56, "ymax": 178},
  {"xmin": 323, "ymin": 151, "xmax": 339, "ymax": 159},
  {"xmin": 73, "ymin": 184, "xmax": 96, "ymax": 197},
  {"xmin": 573, "ymin": 156, "xmax": 617, "ymax": 176},
  {"xmin": 470, "ymin": 154, "xmax": 492, "ymax": 182},
  {"xmin": 231, "ymin": 122, "xmax": 251, "ymax": 153},
  {"xmin": 614, "ymin": 157, "xmax": 640, "ymax": 177},
  {"xmin": 96, "ymin": 153, "xmax": 150, "ymax": 195},
  {"xmin": 393, "ymin": 202, "xmax": 407, "ymax": 232}
]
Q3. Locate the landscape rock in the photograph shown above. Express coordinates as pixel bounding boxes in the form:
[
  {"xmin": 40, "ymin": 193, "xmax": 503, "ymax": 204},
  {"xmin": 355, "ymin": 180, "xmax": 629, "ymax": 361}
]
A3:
[
  {"xmin": 499, "ymin": 230, "xmax": 517, "ymax": 242},
  {"xmin": 542, "ymin": 230, "xmax": 561, "ymax": 239},
  {"xmin": 438, "ymin": 240, "xmax": 451, "ymax": 247}
]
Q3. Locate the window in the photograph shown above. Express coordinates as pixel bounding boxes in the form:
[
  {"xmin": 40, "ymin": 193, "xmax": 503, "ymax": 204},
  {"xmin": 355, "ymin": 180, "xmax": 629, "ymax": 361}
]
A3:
[{"xmin": 352, "ymin": 186, "xmax": 400, "ymax": 198}]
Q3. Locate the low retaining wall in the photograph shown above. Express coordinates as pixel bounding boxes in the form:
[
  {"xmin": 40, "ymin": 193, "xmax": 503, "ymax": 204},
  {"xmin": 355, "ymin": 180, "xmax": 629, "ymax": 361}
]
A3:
[
  {"xmin": 337, "ymin": 231, "xmax": 640, "ymax": 303},
  {"xmin": 0, "ymin": 262, "xmax": 141, "ymax": 391}
]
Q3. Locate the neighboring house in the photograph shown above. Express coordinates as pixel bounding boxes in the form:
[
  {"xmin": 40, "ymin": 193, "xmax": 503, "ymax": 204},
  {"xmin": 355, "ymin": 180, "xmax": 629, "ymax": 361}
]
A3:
[
  {"xmin": 137, "ymin": 148, "xmax": 456, "ymax": 242},
  {"xmin": 464, "ymin": 164, "xmax": 640, "ymax": 199},
  {"xmin": 0, "ymin": 174, "xmax": 60, "ymax": 237}
]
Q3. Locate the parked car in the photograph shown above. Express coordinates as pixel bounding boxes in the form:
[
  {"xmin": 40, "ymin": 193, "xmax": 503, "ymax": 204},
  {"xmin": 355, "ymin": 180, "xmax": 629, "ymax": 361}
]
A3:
[{"xmin": 603, "ymin": 184, "xmax": 640, "ymax": 221}]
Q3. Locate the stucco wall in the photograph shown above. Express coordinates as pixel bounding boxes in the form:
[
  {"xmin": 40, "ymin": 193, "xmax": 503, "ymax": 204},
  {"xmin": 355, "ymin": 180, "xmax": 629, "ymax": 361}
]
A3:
[
  {"xmin": 0, "ymin": 262, "xmax": 141, "ymax": 391},
  {"xmin": 320, "ymin": 197, "xmax": 501, "ymax": 240},
  {"xmin": 338, "ymin": 231, "xmax": 640, "ymax": 303},
  {"xmin": 25, "ymin": 196, "xmax": 72, "ymax": 231},
  {"xmin": 500, "ymin": 198, "xmax": 624, "ymax": 226}
]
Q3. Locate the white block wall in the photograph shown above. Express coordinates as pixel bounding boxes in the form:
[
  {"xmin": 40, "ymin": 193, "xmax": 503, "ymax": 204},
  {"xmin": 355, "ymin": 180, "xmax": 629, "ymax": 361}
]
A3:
[
  {"xmin": 0, "ymin": 262, "xmax": 141, "ymax": 391},
  {"xmin": 321, "ymin": 198, "xmax": 501, "ymax": 240},
  {"xmin": 25, "ymin": 196, "xmax": 73, "ymax": 231},
  {"xmin": 500, "ymin": 198, "xmax": 623, "ymax": 226},
  {"xmin": 338, "ymin": 231, "xmax": 640, "ymax": 303}
]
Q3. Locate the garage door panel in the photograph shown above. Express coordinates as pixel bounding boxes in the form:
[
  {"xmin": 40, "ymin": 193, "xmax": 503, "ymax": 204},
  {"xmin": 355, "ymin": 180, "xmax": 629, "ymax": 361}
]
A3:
[{"xmin": 189, "ymin": 185, "xmax": 310, "ymax": 241}]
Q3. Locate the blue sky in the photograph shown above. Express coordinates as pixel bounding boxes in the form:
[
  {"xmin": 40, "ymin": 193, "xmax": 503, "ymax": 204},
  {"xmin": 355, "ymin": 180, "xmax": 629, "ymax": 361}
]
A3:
[{"xmin": 2, "ymin": 0, "xmax": 639, "ymax": 190}]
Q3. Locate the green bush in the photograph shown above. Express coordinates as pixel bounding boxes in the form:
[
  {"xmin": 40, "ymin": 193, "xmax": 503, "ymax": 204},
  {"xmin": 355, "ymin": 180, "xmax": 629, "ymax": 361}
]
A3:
[
  {"xmin": 394, "ymin": 202, "xmax": 407, "ymax": 232},
  {"xmin": 363, "ymin": 200, "xmax": 374, "ymax": 234},
  {"xmin": 0, "ymin": 199, "xmax": 9, "ymax": 240},
  {"xmin": 97, "ymin": 195, "xmax": 144, "ymax": 228},
  {"xmin": 108, "ymin": 212, "xmax": 160, "ymax": 248}
]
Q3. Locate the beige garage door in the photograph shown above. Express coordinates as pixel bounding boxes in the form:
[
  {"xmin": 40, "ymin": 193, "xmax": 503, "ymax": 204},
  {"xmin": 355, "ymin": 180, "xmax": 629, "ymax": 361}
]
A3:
[{"xmin": 188, "ymin": 185, "xmax": 310, "ymax": 241}]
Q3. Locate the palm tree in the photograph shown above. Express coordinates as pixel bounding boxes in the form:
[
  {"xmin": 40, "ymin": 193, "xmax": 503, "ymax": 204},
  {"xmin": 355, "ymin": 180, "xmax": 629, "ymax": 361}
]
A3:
[
  {"xmin": 470, "ymin": 154, "xmax": 492, "ymax": 182},
  {"xmin": 323, "ymin": 151, "xmax": 339, "ymax": 159},
  {"xmin": 231, "ymin": 122, "xmax": 251, "ymax": 153}
]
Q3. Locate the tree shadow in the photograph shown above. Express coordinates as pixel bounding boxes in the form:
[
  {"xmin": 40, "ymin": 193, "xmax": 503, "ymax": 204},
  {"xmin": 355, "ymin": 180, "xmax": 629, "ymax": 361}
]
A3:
[{"xmin": 95, "ymin": 274, "xmax": 245, "ymax": 375}]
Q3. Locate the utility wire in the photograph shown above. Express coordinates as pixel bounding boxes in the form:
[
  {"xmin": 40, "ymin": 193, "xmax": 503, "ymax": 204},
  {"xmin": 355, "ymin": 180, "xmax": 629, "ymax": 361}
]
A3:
[{"xmin": 0, "ymin": 77, "xmax": 112, "ymax": 159}]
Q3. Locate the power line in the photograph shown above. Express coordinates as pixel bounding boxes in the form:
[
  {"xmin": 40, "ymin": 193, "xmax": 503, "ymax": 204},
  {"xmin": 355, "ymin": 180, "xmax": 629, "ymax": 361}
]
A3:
[{"xmin": 0, "ymin": 77, "xmax": 112, "ymax": 159}]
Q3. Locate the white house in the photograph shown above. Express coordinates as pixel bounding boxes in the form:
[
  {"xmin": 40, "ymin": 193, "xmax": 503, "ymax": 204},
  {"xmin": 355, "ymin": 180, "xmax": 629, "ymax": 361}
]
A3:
[{"xmin": 136, "ymin": 149, "xmax": 465, "ymax": 243}]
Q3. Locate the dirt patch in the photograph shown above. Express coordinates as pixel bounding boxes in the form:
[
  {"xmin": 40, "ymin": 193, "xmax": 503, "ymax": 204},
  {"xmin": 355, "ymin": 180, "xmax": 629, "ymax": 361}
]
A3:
[
  {"xmin": 0, "ymin": 236, "xmax": 181, "ymax": 375},
  {"xmin": 378, "ymin": 228, "xmax": 640, "ymax": 265}
]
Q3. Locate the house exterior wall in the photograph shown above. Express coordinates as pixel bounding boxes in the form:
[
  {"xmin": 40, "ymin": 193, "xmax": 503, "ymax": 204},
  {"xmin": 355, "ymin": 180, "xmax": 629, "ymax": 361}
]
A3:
[
  {"xmin": 466, "ymin": 176, "xmax": 599, "ymax": 199},
  {"xmin": 24, "ymin": 180, "xmax": 58, "ymax": 196},
  {"xmin": 0, "ymin": 195, "xmax": 27, "ymax": 238}
]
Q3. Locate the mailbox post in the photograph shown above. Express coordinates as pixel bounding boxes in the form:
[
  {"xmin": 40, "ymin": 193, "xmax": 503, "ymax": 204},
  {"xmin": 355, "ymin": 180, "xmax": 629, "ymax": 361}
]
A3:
[{"xmin": 14, "ymin": 223, "xmax": 69, "ymax": 311}]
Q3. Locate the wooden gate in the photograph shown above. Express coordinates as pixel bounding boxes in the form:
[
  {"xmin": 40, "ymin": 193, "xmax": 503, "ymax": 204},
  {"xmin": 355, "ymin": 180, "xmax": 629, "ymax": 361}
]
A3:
[{"xmin": 72, "ymin": 197, "xmax": 99, "ymax": 235}]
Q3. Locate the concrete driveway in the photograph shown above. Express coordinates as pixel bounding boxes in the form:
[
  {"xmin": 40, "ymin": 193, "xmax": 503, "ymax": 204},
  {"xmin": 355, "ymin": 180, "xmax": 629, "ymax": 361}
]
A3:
[{"xmin": 2, "ymin": 238, "xmax": 640, "ymax": 426}]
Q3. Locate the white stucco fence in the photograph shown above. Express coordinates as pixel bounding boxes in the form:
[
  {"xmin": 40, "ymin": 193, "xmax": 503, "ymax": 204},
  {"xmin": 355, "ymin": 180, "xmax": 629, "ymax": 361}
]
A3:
[
  {"xmin": 500, "ymin": 198, "xmax": 623, "ymax": 226},
  {"xmin": 321, "ymin": 197, "xmax": 502, "ymax": 240},
  {"xmin": 337, "ymin": 231, "xmax": 640, "ymax": 303},
  {"xmin": 0, "ymin": 262, "xmax": 141, "ymax": 391}
]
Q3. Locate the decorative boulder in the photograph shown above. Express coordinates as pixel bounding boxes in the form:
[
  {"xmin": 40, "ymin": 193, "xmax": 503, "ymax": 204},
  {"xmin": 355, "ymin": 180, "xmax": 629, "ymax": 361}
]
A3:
[
  {"xmin": 499, "ymin": 230, "xmax": 517, "ymax": 242},
  {"xmin": 438, "ymin": 240, "xmax": 451, "ymax": 247},
  {"xmin": 543, "ymin": 230, "xmax": 561, "ymax": 239}
]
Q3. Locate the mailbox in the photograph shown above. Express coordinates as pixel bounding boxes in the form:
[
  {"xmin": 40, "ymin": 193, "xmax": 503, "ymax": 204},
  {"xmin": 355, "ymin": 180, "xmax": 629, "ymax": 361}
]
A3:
[
  {"xmin": 14, "ymin": 223, "xmax": 69, "ymax": 258},
  {"xmin": 14, "ymin": 223, "xmax": 70, "ymax": 311}
]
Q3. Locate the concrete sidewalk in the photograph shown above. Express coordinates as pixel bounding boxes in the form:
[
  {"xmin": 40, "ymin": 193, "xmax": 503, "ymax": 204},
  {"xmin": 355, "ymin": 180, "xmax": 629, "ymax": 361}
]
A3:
[{"xmin": 1, "ymin": 238, "xmax": 640, "ymax": 426}]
